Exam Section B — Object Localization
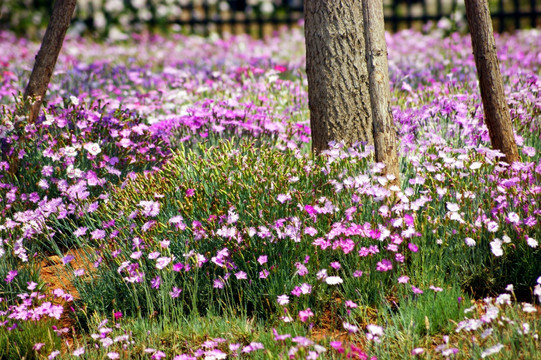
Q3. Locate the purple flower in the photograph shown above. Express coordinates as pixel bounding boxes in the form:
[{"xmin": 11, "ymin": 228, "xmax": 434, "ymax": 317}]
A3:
[
  {"xmin": 91, "ymin": 229, "xmax": 106, "ymax": 240},
  {"xmin": 170, "ymin": 287, "xmax": 182, "ymax": 298},
  {"xmin": 151, "ymin": 276, "xmax": 161, "ymax": 289},
  {"xmin": 63, "ymin": 254, "xmax": 75, "ymax": 264},
  {"xmin": 5, "ymin": 270, "xmax": 17, "ymax": 283}
]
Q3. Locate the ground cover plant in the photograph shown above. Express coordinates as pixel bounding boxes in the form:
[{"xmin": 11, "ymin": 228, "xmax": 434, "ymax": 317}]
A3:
[{"xmin": 0, "ymin": 26, "xmax": 540, "ymax": 359}]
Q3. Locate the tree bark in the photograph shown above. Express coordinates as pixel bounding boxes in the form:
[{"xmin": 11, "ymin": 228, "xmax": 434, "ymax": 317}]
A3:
[
  {"xmin": 24, "ymin": 0, "xmax": 77, "ymax": 123},
  {"xmin": 464, "ymin": 0, "xmax": 519, "ymax": 164},
  {"xmin": 362, "ymin": 0, "xmax": 400, "ymax": 185},
  {"xmin": 304, "ymin": 0, "xmax": 373, "ymax": 154}
]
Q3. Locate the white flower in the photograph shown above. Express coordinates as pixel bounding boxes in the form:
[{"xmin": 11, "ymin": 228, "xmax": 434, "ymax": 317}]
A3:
[
  {"xmin": 316, "ymin": 269, "xmax": 328, "ymax": 280},
  {"xmin": 495, "ymin": 293, "xmax": 511, "ymax": 305},
  {"xmin": 481, "ymin": 343, "xmax": 504, "ymax": 358},
  {"xmin": 343, "ymin": 322, "xmax": 358, "ymax": 333},
  {"xmin": 507, "ymin": 212, "xmax": 520, "ymax": 225},
  {"xmin": 446, "ymin": 202, "xmax": 460, "ymax": 212},
  {"xmin": 465, "ymin": 237, "xmax": 476, "ymax": 247},
  {"xmin": 84, "ymin": 142, "xmax": 101, "ymax": 156},
  {"xmin": 325, "ymin": 276, "xmax": 343, "ymax": 285},
  {"xmin": 490, "ymin": 239, "xmax": 503, "ymax": 257},
  {"xmin": 526, "ymin": 237, "xmax": 538, "ymax": 248},
  {"xmin": 522, "ymin": 303, "xmax": 537, "ymax": 313},
  {"xmin": 469, "ymin": 162, "xmax": 482, "ymax": 170},
  {"xmin": 70, "ymin": 96, "xmax": 80, "ymax": 105},
  {"xmin": 487, "ymin": 221, "xmax": 499, "ymax": 233}
]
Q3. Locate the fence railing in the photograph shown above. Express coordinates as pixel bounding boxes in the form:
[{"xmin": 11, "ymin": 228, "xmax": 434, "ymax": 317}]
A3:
[{"xmin": 1, "ymin": 0, "xmax": 539, "ymax": 36}]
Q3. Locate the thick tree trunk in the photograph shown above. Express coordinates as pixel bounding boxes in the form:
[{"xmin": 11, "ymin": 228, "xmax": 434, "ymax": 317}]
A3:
[
  {"xmin": 464, "ymin": 0, "xmax": 519, "ymax": 164},
  {"xmin": 304, "ymin": 0, "xmax": 373, "ymax": 154},
  {"xmin": 24, "ymin": 0, "xmax": 77, "ymax": 123},
  {"xmin": 362, "ymin": 0, "xmax": 400, "ymax": 186}
]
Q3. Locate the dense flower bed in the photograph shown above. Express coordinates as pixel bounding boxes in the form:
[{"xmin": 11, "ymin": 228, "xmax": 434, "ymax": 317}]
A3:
[{"xmin": 0, "ymin": 28, "xmax": 540, "ymax": 359}]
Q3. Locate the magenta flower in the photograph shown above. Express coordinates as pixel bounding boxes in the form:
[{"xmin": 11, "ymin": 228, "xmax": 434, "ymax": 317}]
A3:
[
  {"xmin": 376, "ymin": 259, "xmax": 392, "ymax": 272},
  {"xmin": 408, "ymin": 243, "xmax": 419, "ymax": 252}
]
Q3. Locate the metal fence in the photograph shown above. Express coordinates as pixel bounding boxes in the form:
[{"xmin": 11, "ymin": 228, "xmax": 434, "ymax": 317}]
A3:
[
  {"xmin": 157, "ymin": 0, "xmax": 540, "ymax": 36},
  {"xmin": 1, "ymin": 0, "xmax": 539, "ymax": 36}
]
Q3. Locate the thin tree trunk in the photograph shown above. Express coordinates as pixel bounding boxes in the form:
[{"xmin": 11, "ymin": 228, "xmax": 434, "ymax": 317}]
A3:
[
  {"xmin": 464, "ymin": 0, "xmax": 519, "ymax": 164},
  {"xmin": 362, "ymin": 0, "xmax": 400, "ymax": 186},
  {"xmin": 24, "ymin": 0, "xmax": 77, "ymax": 123},
  {"xmin": 304, "ymin": 0, "xmax": 373, "ymax": 154}
]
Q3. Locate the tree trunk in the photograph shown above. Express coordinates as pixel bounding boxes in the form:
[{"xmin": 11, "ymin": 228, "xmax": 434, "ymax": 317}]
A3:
[
  {"xmin": 464, "ymin": 0, "xmax": 519, "ymax": 164},
  {"xmin": 304, "ymin": 0, "xmax": 373, "ymax": 154},
  {"xmin": 24, "ymin": 0, "xmax": 77, "ymax": 123},
  {"xmin": 362, "ymin": 0, "xmax": 400, "ymax": 185}
]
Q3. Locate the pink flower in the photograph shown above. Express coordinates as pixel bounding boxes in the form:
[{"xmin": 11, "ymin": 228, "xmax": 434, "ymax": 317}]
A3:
[
  {"xmin": 235, "ymin": 271, "xmax": 247, "ymax": 280},
  {"xmin": 48, "ymin": 350, "xmax": 61, "ymax": 359},
  {"xmin": 298, "ymin": 308, "xmax": 314, "ymax": 322},
  {"xmin": 74, "ymin": 268, "xmax": 85, "ymax": 277},
  {"xmin": 398, "ymin": 276, "xmax": 410, "ymax": 284},
  {"xmin": 412, "ymin": 286, "xmax": 424, "ymax": 294},
  {"xmin": 138, "ymin": 200, "xmax": 161, "ymax": 217},
  {"xmin": 330, "ymin": 341, "xmax": 344, "ymax": 353},
  {"xmin": 170, "ymin": 287, "xmax": 182, "ymax": 298},
  {"xmin": 257, "ymin": 255, "xmax": 268, "ymax": 265},
  {"xmin": 186, "ymin": 189, "xmax": 195, "ymax": 197},
  {"xmin": 152, "ymin": 351, "xmax": 166, "ymax": 359},
  {"xmin": 156, "ymin": 257, "xmax": 172, "ymax": 270}
]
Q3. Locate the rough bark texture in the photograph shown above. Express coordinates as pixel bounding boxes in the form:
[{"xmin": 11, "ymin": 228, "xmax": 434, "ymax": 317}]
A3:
[
  {"xmin": 24, "ymin": 0, "xmax": 77, "ymax": 123},
  {"xmin": 464, "ymin": 0, "xmax": 520, "ymax": 164},
  {"xmin": 304, "ymin": 0, "xmax": 373, "ymax": 154},
  {"xmin": 362, "ymin": 0, "xmax": 400, "ymax": 185}
]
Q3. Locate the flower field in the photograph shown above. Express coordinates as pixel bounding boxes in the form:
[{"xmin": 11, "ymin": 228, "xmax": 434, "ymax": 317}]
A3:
[{"xmin": 0, "ymin": 27, "xmax": 540, "ymax": 359}]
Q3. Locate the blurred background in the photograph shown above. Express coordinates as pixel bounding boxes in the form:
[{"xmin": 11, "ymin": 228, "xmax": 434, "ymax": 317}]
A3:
[{"xmin": 1, "ymin": 0, "xmax": 539, "ymax": 39}]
